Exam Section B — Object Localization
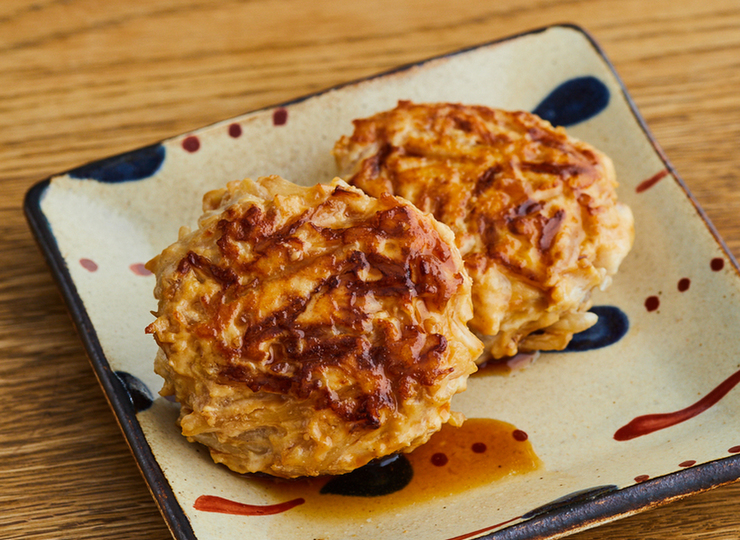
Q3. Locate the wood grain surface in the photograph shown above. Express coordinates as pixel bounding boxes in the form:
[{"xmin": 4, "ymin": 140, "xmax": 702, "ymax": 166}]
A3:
[{"xmin": 1, "ymin": 1, "xmax": 739, "ymax": 539}]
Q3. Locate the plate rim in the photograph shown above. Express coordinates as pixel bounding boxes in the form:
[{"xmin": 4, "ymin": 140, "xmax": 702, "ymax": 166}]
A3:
[{"xmin": 22, "ymin": 22, "xmax": 740, "ymax": 540}]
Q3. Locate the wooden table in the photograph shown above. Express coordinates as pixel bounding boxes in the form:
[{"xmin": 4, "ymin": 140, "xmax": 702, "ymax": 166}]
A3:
[{"xmin": 1, "ymin": 1, "xmax": 739, "ymax": 538}]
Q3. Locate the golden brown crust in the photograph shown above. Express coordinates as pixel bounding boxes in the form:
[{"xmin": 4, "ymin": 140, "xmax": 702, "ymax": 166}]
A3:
[
  {"xmin": 334, "ymin": 101, "xmax": 634, "ymax": 359},
  {"xmin": 146, "ymin": 175, "xmax": 482, "ymax": 477}
]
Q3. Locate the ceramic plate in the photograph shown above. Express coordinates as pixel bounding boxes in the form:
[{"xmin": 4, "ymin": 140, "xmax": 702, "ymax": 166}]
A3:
[{"xmin": 24, "ymin": 25, "xmax": 740, "ymax": 540}]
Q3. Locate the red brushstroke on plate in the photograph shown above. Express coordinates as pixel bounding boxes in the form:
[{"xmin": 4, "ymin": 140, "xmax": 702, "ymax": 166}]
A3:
[
  {"xmin": 228, "ymin": 123, "xmax": 242, "ymax": 138},
  {"xmin": 679, "ymin": 460, "xmax": 696, "ymax": 468},
  {"xmin": 644, "ymin": 296, "xmax": 659, "ymax": 312},
  {"xmin": 446, "ymin": 516, "xmax": 521, "ymax": 540},
  {"xmin": 193, "ymin": 495, "xmax": 304, "ymax": 516},
  {"xmin": 635, "ymin": 169, "xmax": 669, "ymax": 193},
  {"xmin": 273, "ymin": 108, "xmax": 288, "ymax": 125},
  {"xmin": 431, "ymin": 452, "xmax": 448, "ymax": 466},
  {"xmin": 129, "ymin": 263, "xmax": 151, "ymax": 276},
  {"xmin": 614, "ymin": 367, "xmax": 740, "ymax": 441},
  {"xmin": 182, "ymin": 136, "xmax": 200, "ymax": 152},
  {"xmin": 678, "ymin": 278, "xmax": 690, "ymax": 292},
  {"xmin": 634, "ymin": 474, "xmax": 650, "ymax": 483},
  {"xmin": 711, "ymin": 258, "xmax": 725, "ymax": 271},
  {"xmin": 80, "ymin": 258, "xmax": 98, "ymax": 272},
  {"xmin": 729, "ymin": 446, "xmax": 740, "ymax": 454}
]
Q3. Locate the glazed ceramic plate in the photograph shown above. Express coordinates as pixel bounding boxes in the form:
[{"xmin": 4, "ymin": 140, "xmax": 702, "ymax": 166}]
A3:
[{"xmin": 24, "ymin": 25, "xmax": 740, "ymax": 540}]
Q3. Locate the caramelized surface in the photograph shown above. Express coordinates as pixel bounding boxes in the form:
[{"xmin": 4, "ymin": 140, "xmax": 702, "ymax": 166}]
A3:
[
  {"xmin": 172, "ymin": 186, "xmax": 464, "ymax": 426},
  {"xmin": 334, "ymin": 102, "xmax": 634, "ymax": 359},
  {"xmin": 146, "ymin": 176, "xmax": 482, "ymax": 477}
]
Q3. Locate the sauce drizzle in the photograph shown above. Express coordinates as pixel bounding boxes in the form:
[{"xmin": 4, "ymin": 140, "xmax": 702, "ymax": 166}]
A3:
[
  {"xmin": 614, "ymin": 367, "xmax": 740, "ymax": 441},
  {"xmin": 193, "ymin": 495, "xmax": 304, "ymax": 516}
]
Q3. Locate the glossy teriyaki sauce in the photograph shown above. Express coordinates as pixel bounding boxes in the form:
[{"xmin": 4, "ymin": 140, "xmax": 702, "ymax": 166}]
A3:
[
  {"xmin": 232, "ymin": 418, "xmax": 541, "ymax": 520},
  {"xmin": 401, "ymin": 418, "xmax": 541, "ymax": 498}
]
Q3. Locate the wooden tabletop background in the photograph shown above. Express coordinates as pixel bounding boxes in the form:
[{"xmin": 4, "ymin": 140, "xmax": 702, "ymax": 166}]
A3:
[{"xmin": 2, "ymin": 1, "xmax": 739, "ymax": 539}]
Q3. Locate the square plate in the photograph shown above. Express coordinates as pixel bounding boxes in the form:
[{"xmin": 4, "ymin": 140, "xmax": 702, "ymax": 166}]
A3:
[{"xmin": 24, "ymin": 24, "xmax": 740, "ymax": 540}]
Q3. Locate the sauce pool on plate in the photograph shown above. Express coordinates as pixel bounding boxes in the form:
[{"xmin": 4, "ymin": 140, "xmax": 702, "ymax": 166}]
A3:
[{"xmin": 199, "ymin": 418, "xmax": 541, "ymax": 520}]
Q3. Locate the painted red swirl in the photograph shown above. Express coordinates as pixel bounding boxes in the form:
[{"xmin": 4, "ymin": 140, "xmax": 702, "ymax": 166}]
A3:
[
  {"xmin": 615, "ymin": 368, "xmax": 740, "ymax": 441},
  {"xmin": 193, "ymin": 495, "xmax": 304, "ymax": 516}
]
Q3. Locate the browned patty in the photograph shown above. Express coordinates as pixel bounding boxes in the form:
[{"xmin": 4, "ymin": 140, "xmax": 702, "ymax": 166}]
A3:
[
  {"xmin": 146, "ymin": 175, "xmax": 482, "ymax": 477},
  {"xmin": 334, "ymin": 101, "xmax": 634, "ymax": 359}
]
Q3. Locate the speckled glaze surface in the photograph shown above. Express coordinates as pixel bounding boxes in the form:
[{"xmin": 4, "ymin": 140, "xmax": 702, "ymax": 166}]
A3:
[{"xmin": 24, "ymin": 25, "xmax": 740, "ymax": 540}]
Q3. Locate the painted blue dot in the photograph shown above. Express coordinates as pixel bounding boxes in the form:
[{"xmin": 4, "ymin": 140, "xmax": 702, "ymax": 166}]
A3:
[
  {"xmin": 69, "ymin": 143, "xmax": 165, "ymax": 183},
  {"xmin": 115, "ymin": 371, "xmax": 154, "ymax": 412},
  {"xmin": 562, "ymin": 305, "xmax": 629, "ymax": 352},
  {"xmin": 320, "ymin": 454, "xmax": 413, "ymax": 497},
  {"xmin": 532, "ymin": 76, "xmax": 610, "ymax": 127}
]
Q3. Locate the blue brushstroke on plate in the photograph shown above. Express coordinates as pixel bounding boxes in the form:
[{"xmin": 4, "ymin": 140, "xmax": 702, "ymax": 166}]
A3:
[
  {"xmin": 522, "ymin": 484, "xmax": 618, "ymax": 520},
  {"xmin": 561, "ymin": 305, "xmax": 629, "ymax": 352},
  {"xmin": 532, "ymin": 76, "xmax": 610, "ymax": 127},
  {"xmin": 69, "ymin": 143, "xmax": 165, "ymax": 182},
  {"xmin": 115, "ymin": 371, "xmax": 154, "ymax": 412},
  {"xmin": 320, "ymin": 454, "xmax": 413, "ymax": 497}
]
